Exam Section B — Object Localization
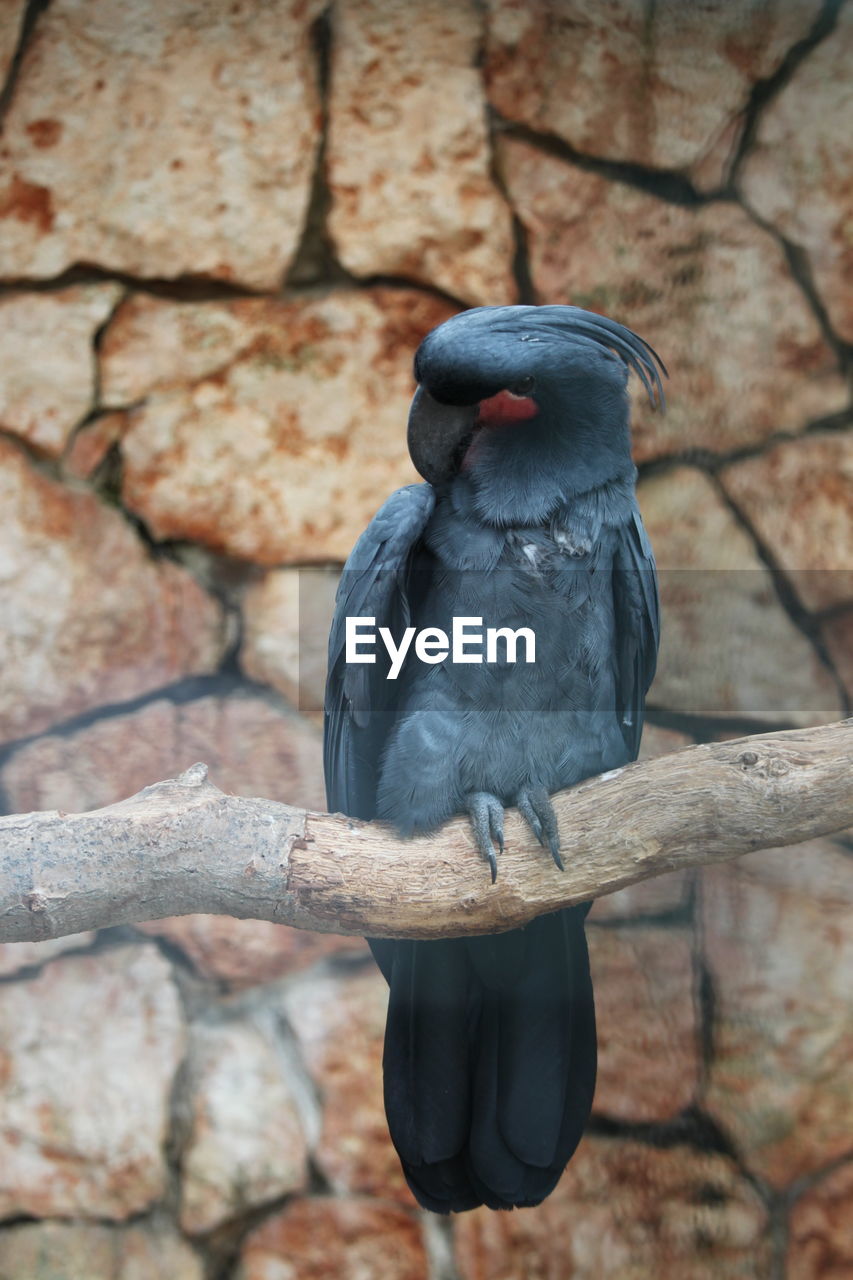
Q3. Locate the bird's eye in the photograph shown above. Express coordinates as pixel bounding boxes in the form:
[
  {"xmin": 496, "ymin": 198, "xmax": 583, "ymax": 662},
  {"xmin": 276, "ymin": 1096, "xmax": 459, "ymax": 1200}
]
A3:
[{"xmin": 509, "ymin": 375, "xmax": 535, "ymax": 397}]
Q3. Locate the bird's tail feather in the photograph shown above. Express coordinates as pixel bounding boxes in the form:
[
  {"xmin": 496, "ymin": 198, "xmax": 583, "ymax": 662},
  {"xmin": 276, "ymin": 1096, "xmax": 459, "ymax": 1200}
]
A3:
[{"xmin": 369, "ymin": 906, "xmax": 596, "ymax": 1213}]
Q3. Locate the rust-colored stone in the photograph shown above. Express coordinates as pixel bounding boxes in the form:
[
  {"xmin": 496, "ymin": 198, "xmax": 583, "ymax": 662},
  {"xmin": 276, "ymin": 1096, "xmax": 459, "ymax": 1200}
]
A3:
[
  {"xmin": 280, "ymin": 968, "xmax": 416, "ymax": 1205},
  {"xmin": 740, "ymin": 1, "xmax": 853, "ymax": 343},
  {"xmin": 0, "ymin": 439, "xmax": 225, "ymax": 743},
  {"xmin": 720, "ymin": 434, "xmax": 853, "ymax": 613},
  {"xmin": 590, "ymin": 924, "xmax": 698, "ymax": 1121},
  {"xmin": 0, "ymin": 1, "xmax": 26, "ymax": 85},
  {"xmin": 454, "ymin": 1135, "xmax": 771, "ymax": 1278},
  {"xmin": 236, "ymin": 1197, "xmax": 429, "ymax": 1280},
  {"xmin": 0, "ymin": 945, "xmax": 185, "ymax": 1219},
  {"xmin": 500, "ymin": 141, "xmax": 846, "ymax": 461},
  {"xmin": 787, "ymin": 1160, "xmax": 853, "ymax": 1280},
  {"xmin": 241, "ymin": 567, "xmax": 339, "ymax": 716},
  {"xmin": 0, "ymin": 285, "xmax": 121, "ymax": 456},
  {"xmin": 485, "ymin": 0, "xmax": 821, "ymax": 189},
  {"xmin": 702, "ymin": 841, "xmax": 853, "ymax": 1188},
  {"xmin": 637, "ymin": 467, "xmax": 842, "ymax": 724},
  {"xmin": 0, "ymin": 0, "xmax": 324, "ymax": 287},
  {"xmin": 99, "ymin": 289, "xmax": 455, "ymax": 563},
  {"xmin": 327, "ymin": 0, "xmax": 515, "ymax": 305},
  {"xmin": 179, "ymin": 1017, "xmax": 309, "ymax": 1234},
  {"xmin": 0, "ymin": 1218, "xmax": 204, "ymax": 1280}
]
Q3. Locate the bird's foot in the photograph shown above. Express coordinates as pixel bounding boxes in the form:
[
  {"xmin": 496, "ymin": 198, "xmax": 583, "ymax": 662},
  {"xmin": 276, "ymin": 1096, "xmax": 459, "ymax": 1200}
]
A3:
[
  {"xmin": 466, "ymin": 791, "xmax": 504, "ymax": 883},
  {"xmin": 516, "ymin": 786, "xmax": 563, "ymax": 871}
]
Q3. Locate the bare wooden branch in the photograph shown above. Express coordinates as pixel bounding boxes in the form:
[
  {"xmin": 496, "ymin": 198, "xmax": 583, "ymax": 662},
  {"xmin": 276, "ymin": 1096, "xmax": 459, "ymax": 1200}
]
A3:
[{"xmin": 0, "ymin": 720, "xmax": 850, "ymax": 944}]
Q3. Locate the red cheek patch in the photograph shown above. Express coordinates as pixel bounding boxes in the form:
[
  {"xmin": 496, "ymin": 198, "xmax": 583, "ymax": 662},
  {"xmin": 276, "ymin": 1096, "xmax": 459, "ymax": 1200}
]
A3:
[{"xmin": 477, "ymin": 389, "xmax": 539, "ymax": 427}]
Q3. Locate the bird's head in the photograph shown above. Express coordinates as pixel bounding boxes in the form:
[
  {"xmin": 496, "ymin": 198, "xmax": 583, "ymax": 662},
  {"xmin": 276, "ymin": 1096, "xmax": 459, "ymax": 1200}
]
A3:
[{"xmin": 408, "ymin": 305, "xmax": 665, "ymax": 523}]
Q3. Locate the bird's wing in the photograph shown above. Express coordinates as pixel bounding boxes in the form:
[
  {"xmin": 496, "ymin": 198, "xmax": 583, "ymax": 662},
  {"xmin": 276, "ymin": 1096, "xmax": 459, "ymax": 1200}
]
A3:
[
  {"xmin": 612, "ymin": 506, "xmax": 660, "ymax": 759},
  {"xmin": 324, "ymin": 482, "xmax": 435, "ymax": 821}
]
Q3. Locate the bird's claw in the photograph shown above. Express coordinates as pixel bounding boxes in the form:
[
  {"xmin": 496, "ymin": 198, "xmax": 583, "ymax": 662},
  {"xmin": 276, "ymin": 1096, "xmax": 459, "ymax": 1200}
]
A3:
[
  {"xmin": 467, "ymin": 792, "xmax": 504, "ymax": 883},
  {"xmin": 517, "ymin": 787, "xmax": 563, "ymax": 871}
]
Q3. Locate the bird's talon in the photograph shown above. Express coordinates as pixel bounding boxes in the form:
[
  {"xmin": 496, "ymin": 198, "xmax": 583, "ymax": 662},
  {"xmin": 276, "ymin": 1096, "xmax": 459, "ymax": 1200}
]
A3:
[
  {"xmin": 466, "ymin": 791, "xmax": 505, "ymax": 883},
  {"xmin": 518, "ymin": 787, "xmax": 562, "ymax": 869}
]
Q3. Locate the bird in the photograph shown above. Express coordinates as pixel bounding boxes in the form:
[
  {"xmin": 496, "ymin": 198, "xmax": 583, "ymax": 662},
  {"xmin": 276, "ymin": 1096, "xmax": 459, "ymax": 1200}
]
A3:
[{"xmin": 324, "ymin": 304, "xmax": 663, "ymax": 1213}]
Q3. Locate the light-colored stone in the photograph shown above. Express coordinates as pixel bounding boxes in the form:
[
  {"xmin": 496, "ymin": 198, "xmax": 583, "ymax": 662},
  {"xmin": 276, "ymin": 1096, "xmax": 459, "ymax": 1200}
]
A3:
[
  {"xmin": 62, "ymin": 411, "xmax": 125, "ymax": 480},
  {"xmin": 454, "ymin": 1135, "xmax": 771, "ymax": 1278},
  {"xmin": 0, "ymin": 693, "xmax": 326, "ymax": 815},
  {"xmin": 280, "ymin": 967, "xmax": 415, "ymax": 1205},
  {"xmin": 179, "ymin": 1016, "xmax": 309, "ymax": 1234},
  {"xmin": 0, "ymin": 932, "xmax": 95, "ymax": 978},
  {"xmin": 236, "ymin": 1197, "xmax": 429, "ymax": 1280},
  {"xmin": 0, "ymin": 440, "xmax": 224, "ymax": 742},
  {"xmin": 720, "ymin": 434, "xmax": 853, "ymax": 613},
  {"xmin": 591, "ymin": 724, "xmax": 691, "ymax": 920},
  {"xmin": 0, "ymin": 944, "xmax": 185, "ymax": 1219},
  {"xmin": 701, "ymin": 841, "xmax": 853, "ymax": 1188},
  {"xmin": 637, "ymin": 467, "xmax": 843, "ymax": 723},
  {"xmin": 500, "ymin": 141, "xmax": 846, "ymax": 461},
  {"xmin": 0, "ymin": 0, "xmax": 323, "ymax": 288},
  {"xmin": 327, "ymin": 0, "xmax": 515, "ymax": 305},
  {"xmin": 99, "ymin": 289, "xmax": 455, "ymax": 564},
  {"xmin": 740, "ymin": 2, "xmax": 853, "ymax": 343},
  {"xmin": 822, "ymin": 610, "xmax": 853, "ymax": 703},
  {"xmin": 0, "ymin": 1218, "xmax": 203, "ymax": 1280},
  {"xmin": 589, "ymin": 925, "xmax": 697, "ymax": 1121},
  {"xmin": 0, "ymin": 284, "xmax": 121, "ymax": 455},
  {"xmin": 138, "ymin": 915, "xmax": 367, "ymax": 990},
  {"xmin": 485, "ymin": 0, "xmax": 821, "ymax": 189},
  {"xmin": 787, "ymin": 1160, "xmax": 853, "ymax": 1280},
  {"xmin": 0, "ymin": 1, "xmax": 27, "ymax": 86},
  {"xmin": 241, "ymin": 567, "xmax": 339, "ymax": 715}
]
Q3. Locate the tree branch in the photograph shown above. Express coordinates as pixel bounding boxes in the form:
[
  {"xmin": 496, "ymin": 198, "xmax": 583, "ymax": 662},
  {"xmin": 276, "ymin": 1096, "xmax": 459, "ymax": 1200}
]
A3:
[{"xmin": 0, "ymin": 720, "xmax": 850, "ymax": 944}]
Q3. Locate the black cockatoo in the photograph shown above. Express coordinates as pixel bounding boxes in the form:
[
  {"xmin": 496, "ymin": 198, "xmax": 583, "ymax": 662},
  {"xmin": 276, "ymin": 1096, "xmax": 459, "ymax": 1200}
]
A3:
[{"xmin": 324, "ymin": 304, "xmax": 663, "ymax": 1212}]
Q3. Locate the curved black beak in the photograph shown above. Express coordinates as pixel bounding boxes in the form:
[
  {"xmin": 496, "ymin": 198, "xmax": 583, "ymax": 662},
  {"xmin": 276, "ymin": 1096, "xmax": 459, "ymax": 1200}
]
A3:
[{"xmin": 407, "ymin": 386, "xmax": 478, "ymax": 486}]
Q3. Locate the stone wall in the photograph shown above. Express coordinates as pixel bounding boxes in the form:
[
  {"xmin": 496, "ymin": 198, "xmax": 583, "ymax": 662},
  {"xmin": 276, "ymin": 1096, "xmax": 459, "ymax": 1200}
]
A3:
[{"xmin": 0, "ymin": 1, "xmax": 851, "ymax": 1277}]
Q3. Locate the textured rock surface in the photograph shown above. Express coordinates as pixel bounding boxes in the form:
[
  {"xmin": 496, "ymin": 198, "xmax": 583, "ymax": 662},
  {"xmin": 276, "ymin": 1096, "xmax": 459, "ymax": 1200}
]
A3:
[
  {"xmin": 99, "ymin": 289, "xmax": 454, "ymax": 563},
  {"xmin": 0, "ymin": 0, "xmax": 323, "ymax": 287},
  {"xmin": 501, "ymin": 141, "xmax": 846, "ymax": 461},
  {"xmin": 0, "ymin": 284, "xmax": 121, "ymax": 455},
  {"xmin": 241, "ymin": 567, "xmax": 338, "ymax": 716},
  {"xmin": 0, "ymin": 945, "xmax": 185, "ymax": 1219},
  {"xmin": 236, "ymin": 1197, "xmax": 429, "ymax": 1280},
  {"xmin": 0, "ymin": 693, "xmax": 326, "ymax": 815},
  {"xmin": 0, "ymin": 932, "xmax": 95, "ymax": 978},
  {"xmin": 0, "ymin": 1219, "xmax": 203, "ymax": 1280},
  {"xmin": 740, "ymin": 1, "xmax": 853, "ymax": 343},
  {"xmin": 637, "ymin": 467, "xmax": 842, "ymax": 723},
  {"xmin": 485, "ymin": 0, "xmax": 821, "ymax": 188},
  {"xmin": 179, "ymin": 1017, "xmax": 308, "ymax": 1234},
  {"xmin": 454, "ymin": 1136, "xmax": 771, "ymax": 1278},
  {"xmin": 138, "ymin": 915, "xmax": 366, "ymax": 989},
  {"xmin": 589, "ymin": 925, "xmax": 697, "ymax": 1121},
  {"xmin": 720, "ymin": 434, "xmax": 853, "ymax": 613},
  {"xmin": 0, "ymin": 439, "xmax": 224, "ymax": 742},
  {"xmin": 0, "ymin": 1, "xmax": 26, "ymax": 85},
  {"xmin": 327, "ymin": 0, "xmax": 515, "ymax": 305},
  {"xmin": 787, "ymin": 1160, "xmax": 853, "ymax": 1280},
  {"xmin": 822, "ymin": 610, "xmax": 853, "ymax": 703},
  {"xmin": 280, "ymin": 968, "xmax": 415, "ymax": 1204},
  {"xmin": 701, "ymin": 841, "xmax": 853, "ymax": 1188}
]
